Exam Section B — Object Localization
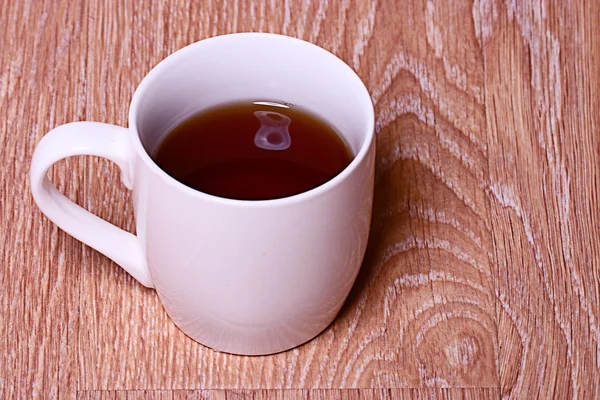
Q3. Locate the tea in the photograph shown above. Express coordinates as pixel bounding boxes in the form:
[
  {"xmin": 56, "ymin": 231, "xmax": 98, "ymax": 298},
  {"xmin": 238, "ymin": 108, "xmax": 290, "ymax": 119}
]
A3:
[{"xmin": 153, "ymin": 101, "xmax": 353, "ymax": 200}]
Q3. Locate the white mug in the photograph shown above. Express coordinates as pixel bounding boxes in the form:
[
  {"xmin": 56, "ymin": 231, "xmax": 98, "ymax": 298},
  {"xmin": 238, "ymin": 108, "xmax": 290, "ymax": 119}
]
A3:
[{"xmin": 30, "ymin": 33, "xmax": 375, "ymax": 355}]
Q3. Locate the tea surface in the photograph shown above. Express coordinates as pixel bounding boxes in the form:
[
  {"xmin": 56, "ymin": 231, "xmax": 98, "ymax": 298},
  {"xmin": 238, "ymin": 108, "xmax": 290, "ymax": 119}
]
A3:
[{"xmin": 154, "ymin": 101, "xmax": 353, "ymax": 200}]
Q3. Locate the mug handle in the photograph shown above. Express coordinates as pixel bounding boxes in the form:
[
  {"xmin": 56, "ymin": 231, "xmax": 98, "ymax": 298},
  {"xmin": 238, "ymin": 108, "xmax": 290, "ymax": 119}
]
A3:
[{"xmin": 30, "ymin": 122, "xmax": 154, "ymax": 288}]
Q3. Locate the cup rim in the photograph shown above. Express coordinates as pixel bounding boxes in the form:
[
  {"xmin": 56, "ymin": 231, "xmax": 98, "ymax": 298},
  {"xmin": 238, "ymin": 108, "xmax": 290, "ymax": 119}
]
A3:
[{"xmin": 128, "ymin": 32, "xmax": 375, "ymax": 208}]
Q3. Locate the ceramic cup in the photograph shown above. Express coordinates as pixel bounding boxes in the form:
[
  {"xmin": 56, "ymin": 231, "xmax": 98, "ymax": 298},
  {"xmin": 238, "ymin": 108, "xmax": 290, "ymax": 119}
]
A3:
[{"xmin": 30, "ymin": 33, "xmax": 375, "ymax": 355}]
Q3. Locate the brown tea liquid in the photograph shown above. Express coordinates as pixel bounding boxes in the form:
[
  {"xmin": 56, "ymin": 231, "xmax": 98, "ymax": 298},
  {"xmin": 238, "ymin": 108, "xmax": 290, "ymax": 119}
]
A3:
[{"xmin": 153, "ymin": 101, "xmax": 353, "ymax": 200}]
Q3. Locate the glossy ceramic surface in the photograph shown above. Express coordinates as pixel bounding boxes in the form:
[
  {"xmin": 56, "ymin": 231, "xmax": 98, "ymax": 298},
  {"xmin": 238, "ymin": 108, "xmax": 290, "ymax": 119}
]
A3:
[{"xmin": 30, "ymin": 33, "xmax": 375, "ymax": 355}]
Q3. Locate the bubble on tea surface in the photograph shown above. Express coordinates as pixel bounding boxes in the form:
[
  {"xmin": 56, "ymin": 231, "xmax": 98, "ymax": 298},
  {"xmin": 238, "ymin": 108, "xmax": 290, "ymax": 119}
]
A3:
[{"xmin": 253, "ymin": 111, "xmax": 291, "ymax": 150}]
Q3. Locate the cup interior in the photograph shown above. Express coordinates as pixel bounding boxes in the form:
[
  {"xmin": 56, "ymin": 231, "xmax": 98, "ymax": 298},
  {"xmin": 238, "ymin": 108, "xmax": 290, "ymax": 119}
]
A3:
[{"xmin": 131, "ymin": 33, "xmax": 374, "ymax": 158}]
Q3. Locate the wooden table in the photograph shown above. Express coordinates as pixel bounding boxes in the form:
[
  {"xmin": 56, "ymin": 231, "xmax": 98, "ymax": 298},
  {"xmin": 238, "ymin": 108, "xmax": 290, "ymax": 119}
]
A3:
[{"xmin": 1, "ymin": 0, "xmax": 599, "ymax": 398}]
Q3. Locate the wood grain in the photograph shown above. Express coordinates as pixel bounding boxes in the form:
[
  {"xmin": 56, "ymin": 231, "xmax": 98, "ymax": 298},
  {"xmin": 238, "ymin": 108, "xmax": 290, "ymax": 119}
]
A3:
[
  {"xmin": 75, "ymin": 388, "xmax": 500, "ymax": 400},
  {"xmin": 481, "ymin": 0, "xmax": 600, "ymax": 398},
  {"xmin": 0, "ymin": 0, "xmax": 598, "ymax": 398}
]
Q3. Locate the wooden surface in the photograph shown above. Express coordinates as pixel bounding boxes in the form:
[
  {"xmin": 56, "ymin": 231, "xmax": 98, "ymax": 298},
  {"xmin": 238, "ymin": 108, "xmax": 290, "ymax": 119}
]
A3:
[
  {"xmin": 75, "ymin": 389, "xmax": 500, "ymax": 400},
  {"xmin": 1, "ymin": 0, "xmax": 599, "ymax": 398}
]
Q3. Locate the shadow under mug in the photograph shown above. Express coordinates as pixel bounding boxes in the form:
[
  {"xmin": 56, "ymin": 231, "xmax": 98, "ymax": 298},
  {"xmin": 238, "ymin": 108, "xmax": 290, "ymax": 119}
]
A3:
[{"xmin": 30, "ymin": 33, "xmax": 375, "ymax": 355}]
